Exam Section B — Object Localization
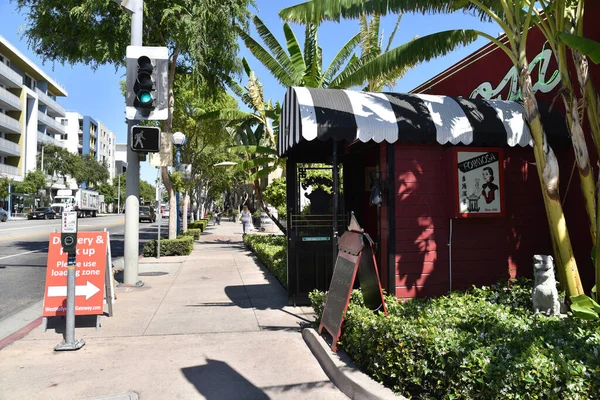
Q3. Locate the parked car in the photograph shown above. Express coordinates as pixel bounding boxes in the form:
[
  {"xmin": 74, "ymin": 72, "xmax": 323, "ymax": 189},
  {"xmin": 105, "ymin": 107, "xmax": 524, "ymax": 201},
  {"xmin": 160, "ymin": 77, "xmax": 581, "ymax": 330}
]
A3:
[
  {"xmin": 0, "ymin": 207, "xmax": 7, "ymax": 222},
  {"xmin": 139, "ymin": 206, "xmax": 156, "ymax": 223},
  {"xmin": 27, "ymin": 207, "xmax": 57, "ymax": 220}
]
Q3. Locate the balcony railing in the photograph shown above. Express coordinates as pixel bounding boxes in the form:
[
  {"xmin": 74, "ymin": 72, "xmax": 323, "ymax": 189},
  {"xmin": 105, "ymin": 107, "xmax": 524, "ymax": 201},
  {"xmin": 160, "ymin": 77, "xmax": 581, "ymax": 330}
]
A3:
[
  {"xmin": 0, "ymin": 163, "xmax": 21, "ymax": 179},
  {"xmin": 38, "ymin": 112, "xmax": 65, "ymax": 135},
  {"xmin": 0, "ymin": 62, "xmax": 22, "ymax": 88},
  {"xmin": 37, "ymin": 131, "xmax": 64, "ymax": 147},
  {"xmin": 35, "ymin": 88, "xmax": 66, "ymax": 117},
  {"xmin": 0, "ymin": 113, "xmax": 21, "ymax": 134},
  {"xmin": 0, "ymin": 86, "xmax": 22, "ymax": 111},
  {"xmin": 0, "ymin": 137, "xmax": 20, "ymax": 156}
]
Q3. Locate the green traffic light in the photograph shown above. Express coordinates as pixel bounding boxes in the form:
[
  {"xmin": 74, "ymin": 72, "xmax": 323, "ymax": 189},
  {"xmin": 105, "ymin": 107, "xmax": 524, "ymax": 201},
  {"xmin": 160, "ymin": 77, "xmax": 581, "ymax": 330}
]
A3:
[{"xmin": 139, "ymin": 91, "xmax": 152, "ymax": 104}]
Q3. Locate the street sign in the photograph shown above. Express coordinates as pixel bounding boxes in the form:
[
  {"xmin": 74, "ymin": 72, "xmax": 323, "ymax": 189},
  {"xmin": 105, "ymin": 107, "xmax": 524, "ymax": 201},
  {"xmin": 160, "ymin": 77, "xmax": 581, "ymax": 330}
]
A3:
[
  {"xmin": 131, "ymin": 125, "xmax": 161, "ymax": 152},
  {"xmin": 43, "ymin": 232, "xmax": 109, "ymax": 317}
]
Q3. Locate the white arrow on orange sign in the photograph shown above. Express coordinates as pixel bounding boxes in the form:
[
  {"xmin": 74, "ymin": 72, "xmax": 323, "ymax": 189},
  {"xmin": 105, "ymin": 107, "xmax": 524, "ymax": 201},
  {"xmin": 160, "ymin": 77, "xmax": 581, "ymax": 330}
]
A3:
[{"xmin": 47, "ymin": 281, "xmax": 101, "ymax": 300}]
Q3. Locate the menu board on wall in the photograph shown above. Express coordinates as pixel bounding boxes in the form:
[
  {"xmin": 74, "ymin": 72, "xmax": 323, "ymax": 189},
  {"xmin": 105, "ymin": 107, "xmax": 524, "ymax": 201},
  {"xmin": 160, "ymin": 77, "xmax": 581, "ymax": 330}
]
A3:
[{"xmin": 454, "ymin": 149, "xmax": 504, "ymax": 217}]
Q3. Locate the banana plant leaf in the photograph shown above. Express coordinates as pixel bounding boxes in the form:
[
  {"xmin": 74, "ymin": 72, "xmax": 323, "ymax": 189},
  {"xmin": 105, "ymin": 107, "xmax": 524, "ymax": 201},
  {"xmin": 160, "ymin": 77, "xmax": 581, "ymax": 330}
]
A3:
[
  {"xmin": 570, "ymin": 294, "xmax": 600, "ymax": 320},
  {"xmin": 559, "ymin": 33, "xmax": 600, "ymax": 64}
]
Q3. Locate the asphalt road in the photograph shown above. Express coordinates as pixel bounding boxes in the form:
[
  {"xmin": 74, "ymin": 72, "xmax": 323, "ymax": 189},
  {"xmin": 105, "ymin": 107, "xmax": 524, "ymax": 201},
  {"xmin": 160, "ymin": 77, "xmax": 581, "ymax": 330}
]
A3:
[{"xmin": 0, "ymin": 214, "xmax": 166, "ymax": 322}]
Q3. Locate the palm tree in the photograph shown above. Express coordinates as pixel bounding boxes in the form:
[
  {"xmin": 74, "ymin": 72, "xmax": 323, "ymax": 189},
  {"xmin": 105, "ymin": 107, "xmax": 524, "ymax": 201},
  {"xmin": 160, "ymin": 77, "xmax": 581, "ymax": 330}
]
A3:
[
  {"xmin": 239, "ymin": 14, "xmax": 479, "ymax": 90},
  {"xmin": 201, "ymin": 60, "xmax": 287, "ymax": 233},
  {"xmin": 280, "ymin": 0, "xmax": 586, "ymax": 298}
]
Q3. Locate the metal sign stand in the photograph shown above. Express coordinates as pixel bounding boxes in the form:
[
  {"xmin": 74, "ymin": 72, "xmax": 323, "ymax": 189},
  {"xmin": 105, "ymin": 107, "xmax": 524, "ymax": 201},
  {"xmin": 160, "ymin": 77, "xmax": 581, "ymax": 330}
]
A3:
[{"xmin": 55, "ymin": 211, "xmax": 85, "ymax": 351}]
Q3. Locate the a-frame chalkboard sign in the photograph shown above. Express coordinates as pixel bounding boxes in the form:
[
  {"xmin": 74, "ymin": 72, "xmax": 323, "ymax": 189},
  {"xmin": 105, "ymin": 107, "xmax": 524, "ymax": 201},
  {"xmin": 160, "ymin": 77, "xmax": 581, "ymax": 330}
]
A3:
[{"xmin": 318, "ymin": 213, "xmax": 387, "ymax": 352}]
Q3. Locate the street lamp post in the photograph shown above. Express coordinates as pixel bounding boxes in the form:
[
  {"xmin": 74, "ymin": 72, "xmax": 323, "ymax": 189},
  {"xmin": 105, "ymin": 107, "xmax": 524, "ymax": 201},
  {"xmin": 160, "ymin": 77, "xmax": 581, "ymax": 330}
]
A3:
[{"xmin": 172, "ymin": 131, "xmax": 186, "ymax": 235}]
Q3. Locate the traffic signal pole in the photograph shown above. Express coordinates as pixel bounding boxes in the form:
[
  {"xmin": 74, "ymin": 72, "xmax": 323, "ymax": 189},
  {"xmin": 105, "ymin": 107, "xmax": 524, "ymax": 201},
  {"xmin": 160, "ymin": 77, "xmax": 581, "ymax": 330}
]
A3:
[{"xmin": 124, "ymin": 0, "xmax": 143, "ymax": 286}]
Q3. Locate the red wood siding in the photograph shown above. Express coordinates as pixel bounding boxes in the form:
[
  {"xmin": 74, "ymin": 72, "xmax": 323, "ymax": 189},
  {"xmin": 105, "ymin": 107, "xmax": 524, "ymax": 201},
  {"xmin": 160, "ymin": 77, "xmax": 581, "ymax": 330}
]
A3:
[
  {"xmin": 379, "ymin": 144, "xmax": 389, "ymax": 291},
  {"xmin": 392, "ymin": 144, "xmax": 450, "ymax": 298},
  {"xmin": 395, "ymin": 3, "xmax": 600, "ymax": 298},
  {"xmin": 388, "ymin": 143, "xmax": 593, "ymax": 299}
]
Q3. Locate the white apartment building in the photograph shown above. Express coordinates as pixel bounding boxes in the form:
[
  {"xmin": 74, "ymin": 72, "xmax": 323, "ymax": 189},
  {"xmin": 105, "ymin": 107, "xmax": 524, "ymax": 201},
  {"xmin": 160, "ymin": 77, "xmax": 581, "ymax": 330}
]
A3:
[
  {"xmin": 62, "ymin": 112, "xmax": 117, "ymax": 180},
  {"xmin": 98, "ymin": 121, "xmax": 116, "ymax": 180},
  {"xmin": 0, "ymin": 34, "xmax": 68, "ymax": 184}
]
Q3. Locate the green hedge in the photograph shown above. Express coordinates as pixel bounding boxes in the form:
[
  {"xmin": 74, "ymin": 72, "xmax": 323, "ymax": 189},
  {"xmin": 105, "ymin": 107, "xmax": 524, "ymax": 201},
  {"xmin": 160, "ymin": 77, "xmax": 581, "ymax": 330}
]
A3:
[
  {"xmin": 188, "ymin": 220, "xmax": 207, "ymax": 232},
  {"xmin": 181, "ymin": 228, "xmax": 201, "ymax": 240},
  {"xmin": 243, "ymin": 234, "xmax": 286, "ymax": 288},
  {"xmin": 142, "ymin": 236, "xmax": 194, "ymax": 257},
  {"xmin": 310, "ymin": 280, "xmax": 600, "ymax": 400}
]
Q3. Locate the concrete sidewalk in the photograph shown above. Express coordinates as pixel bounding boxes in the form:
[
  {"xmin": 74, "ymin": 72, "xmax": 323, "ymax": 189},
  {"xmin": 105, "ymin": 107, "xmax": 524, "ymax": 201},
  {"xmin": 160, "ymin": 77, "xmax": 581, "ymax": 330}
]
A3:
[{"xmin": 0, "ymin": 220, "xmax": 346, "ymax": 399}]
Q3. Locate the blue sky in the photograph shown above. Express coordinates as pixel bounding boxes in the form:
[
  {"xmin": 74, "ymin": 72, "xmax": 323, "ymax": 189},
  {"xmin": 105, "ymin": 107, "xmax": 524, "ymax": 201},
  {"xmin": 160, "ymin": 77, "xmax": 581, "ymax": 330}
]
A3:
[{"xmin": 0, "ymin": 1, "xmax": 500, "ymax": 184}]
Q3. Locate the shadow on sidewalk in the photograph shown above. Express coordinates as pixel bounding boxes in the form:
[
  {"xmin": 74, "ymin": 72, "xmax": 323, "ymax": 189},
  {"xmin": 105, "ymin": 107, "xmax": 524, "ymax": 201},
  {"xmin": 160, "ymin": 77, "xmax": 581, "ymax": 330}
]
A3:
[{"xmin": 182, "ymin": 359, "xmax": 269, "ymax": 400}]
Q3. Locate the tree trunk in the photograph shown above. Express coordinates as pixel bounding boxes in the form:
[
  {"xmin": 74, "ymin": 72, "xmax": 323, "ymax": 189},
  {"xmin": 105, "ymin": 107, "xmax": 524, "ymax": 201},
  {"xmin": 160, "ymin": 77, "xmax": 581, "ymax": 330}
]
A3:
[
  {"xmin": 182, "ymin": 191, "xmax": 189, "ymax": 232},
  {"xmin": 557, "ymin": 44, "xmax": 597, "ymax": 244},
  {"xmin": 162, "ymin": 167, "xmax": 177, "ymax": 239},
  {"xmin": 518, "ymin": 60, "xmax": 584, "ymax": 297},
  {"xmin": 253, "ymin": 179, "xmax": 287, "ymax": 235}
]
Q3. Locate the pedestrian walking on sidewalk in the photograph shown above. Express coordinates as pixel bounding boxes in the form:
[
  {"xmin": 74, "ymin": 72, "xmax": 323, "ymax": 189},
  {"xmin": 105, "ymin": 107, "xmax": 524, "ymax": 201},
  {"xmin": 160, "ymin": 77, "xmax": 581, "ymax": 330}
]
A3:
[{"xmin": 240, "ymin": 205, "xmax": 252, "ymax": 234}]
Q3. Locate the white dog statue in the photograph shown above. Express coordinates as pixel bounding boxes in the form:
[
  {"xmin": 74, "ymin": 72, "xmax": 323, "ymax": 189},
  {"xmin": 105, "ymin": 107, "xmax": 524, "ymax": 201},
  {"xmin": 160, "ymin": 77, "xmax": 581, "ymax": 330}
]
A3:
[{"xmin": 532, "ymin": 255, "xmax": 560, "ymax": 315}]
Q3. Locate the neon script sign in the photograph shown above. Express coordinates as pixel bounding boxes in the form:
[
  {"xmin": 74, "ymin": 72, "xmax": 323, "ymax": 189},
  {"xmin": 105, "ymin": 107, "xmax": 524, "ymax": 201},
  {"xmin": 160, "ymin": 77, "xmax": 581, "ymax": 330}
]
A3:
[{"xmin": 470, "ymin": 43, "xmax": 560, "ymax": 101}]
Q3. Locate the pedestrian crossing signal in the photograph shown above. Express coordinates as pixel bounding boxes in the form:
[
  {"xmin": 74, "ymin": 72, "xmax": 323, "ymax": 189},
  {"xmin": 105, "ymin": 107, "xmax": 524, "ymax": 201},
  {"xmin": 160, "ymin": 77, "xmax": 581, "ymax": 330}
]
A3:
[{"xmin": 131, "ymin": 126, "xmax": 161, "ymax": 152}]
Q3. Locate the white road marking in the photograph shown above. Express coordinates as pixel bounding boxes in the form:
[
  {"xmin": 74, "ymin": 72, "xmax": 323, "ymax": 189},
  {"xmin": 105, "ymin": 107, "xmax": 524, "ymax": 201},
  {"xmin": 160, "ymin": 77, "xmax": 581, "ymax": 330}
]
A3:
[{"xmin": 0, "ymin": 250, "xmax": 42, "ymax": 260}]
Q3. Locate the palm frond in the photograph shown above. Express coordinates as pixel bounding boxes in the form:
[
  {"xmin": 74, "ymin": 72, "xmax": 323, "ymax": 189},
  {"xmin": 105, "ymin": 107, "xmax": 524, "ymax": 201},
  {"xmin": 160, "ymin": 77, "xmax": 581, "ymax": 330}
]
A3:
[
  {"xmin": 241, "ymin": 57, "xmax": 253, "ymax": 78},
  {"xmin": 283, "ymin": 23, "xmax": 307, "ymax": 82},
  {"xmin": 322, "ymin": 32, "xmax": 361, "ymax": 85},
  {"xmin": 250, "ymin": 165, "xmax": 281, "ymax": 181},
  {"xmin": 236, "ymin": 25, "xmax": 296, "ymax": 87},
  {"xmin": 234, "ymin": 157, "xmax": 278, "ymax": 171},
  {"xmin": 199, "ymin": 109, "xmax": 256, "ymax": 123},
  {"xmin": 326, "ymin": 53, "xmax": 361, "ymax": 87},
  {"xmin": 279, "ymin": 0, "xmax": 497, "ymax": 24},
  {"xmin": 330, "ymin": 29, "xmax": 480, "ymax": 89},
  {"xmin": 252, "ymin": 15, "xmax": 296, "ymax": 77},
  {"xmin": 303, "ymin": 23, "xmax": 322, "ymax": 87},
  {"xmin": 222, "ymin": 73, "xmax": 249, "ymax": 101},
  {"xmin": 228, "ymin": 145, "xmax": 278, "ymax": 155}
]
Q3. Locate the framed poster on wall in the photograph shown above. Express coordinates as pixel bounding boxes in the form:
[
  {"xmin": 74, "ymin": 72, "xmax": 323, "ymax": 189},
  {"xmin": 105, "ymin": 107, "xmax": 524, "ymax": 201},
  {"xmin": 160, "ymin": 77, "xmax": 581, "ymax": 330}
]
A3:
[{"xmin": 453, "ymin": 148, "xmax": 504, "ymax": 217}]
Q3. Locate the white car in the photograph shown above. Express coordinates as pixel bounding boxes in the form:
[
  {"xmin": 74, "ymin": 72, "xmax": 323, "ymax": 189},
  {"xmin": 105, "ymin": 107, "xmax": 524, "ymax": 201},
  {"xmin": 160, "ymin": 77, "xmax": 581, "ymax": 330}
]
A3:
[{"xmin": 162, "ymin": 208, "xmax": 170, "ymax": 218}]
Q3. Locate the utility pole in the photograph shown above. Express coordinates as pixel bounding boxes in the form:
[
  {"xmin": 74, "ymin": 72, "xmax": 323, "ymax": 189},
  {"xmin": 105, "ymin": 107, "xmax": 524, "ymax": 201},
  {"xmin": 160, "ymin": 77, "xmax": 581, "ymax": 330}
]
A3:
[{"xmin": 123, "ymin": 0, "xmax": 143, "ymax": 286}]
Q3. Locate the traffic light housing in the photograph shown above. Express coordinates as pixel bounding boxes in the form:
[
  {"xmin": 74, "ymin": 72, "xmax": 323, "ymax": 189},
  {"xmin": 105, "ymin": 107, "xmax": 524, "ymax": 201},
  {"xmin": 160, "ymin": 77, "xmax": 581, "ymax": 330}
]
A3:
[
  {"xmin": 131, "ymin": 125, "xmax": 161, "ymax": 152},
  {"xmin": 126, "ymin": 46, "xmax": 168, "ymax": 121}
]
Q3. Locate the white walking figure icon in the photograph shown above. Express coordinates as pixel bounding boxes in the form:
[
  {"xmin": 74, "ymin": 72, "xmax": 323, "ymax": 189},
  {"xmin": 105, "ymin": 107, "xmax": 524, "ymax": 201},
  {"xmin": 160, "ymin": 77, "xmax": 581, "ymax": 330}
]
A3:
[{"xmin": 134, "ymin": 131, "xmax": 145, "ymax": 148}]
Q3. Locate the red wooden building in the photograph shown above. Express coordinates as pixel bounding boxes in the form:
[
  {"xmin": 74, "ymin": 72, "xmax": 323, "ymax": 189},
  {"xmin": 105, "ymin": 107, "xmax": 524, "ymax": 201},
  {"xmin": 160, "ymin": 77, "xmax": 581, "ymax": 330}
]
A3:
[{"xmin": 279, "ymin": 7, "xmax": 599, "ymax": 303}]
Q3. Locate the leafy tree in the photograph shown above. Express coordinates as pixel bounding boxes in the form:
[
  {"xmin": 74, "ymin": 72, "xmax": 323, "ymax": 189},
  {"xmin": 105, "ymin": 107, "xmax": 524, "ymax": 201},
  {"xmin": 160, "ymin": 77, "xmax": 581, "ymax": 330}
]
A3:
[
  {"xmin": 112, "ymin": 173, "xmax": 154, "ymax": 207},
  {"xmin": 140, "ymin": 180, "xmax": 156, "ymax": 205},
  {"xmin": 0, "ymin": 175, "xmax": 13, "ymax": 199},
  {"xmin": 262, "ymin": 176, "xmax": 286, "ymax": 216},
  {"xmin": 14, "ymin": 0, "xmax": 254, "ymax": 239},
  {"xmin": 13, "ymin": 170, "xmax": 47, "ymax": 197},
  {"xmin": 96, "ymin": 181, "xmax": 116, "ymax": 203},
  {"xmin": 171, "ymin": 72, "xmax": 239, "ymax": 228},
  {"xmin": 36, "ymin": 144, "xmax": 77, "ymax": 186},
  {"xmin": 71, "ymin": 155, "xmax": 110, "ymax": 188}
]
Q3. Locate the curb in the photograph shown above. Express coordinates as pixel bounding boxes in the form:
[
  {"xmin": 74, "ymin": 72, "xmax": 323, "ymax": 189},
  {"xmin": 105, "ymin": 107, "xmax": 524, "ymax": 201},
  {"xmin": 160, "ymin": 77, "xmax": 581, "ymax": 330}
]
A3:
[
  {"xmin": 302, "ymin": 328, "xmax": 404, "ymax": 400},
  {"xmin": 0, "ymin": 316, "xmax": 42, "ymax": 351}
]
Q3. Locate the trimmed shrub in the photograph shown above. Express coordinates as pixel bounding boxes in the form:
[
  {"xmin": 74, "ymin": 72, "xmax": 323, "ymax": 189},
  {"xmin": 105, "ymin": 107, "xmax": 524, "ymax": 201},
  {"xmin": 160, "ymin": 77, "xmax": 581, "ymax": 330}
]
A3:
[
  {"xmin": 142, "ymin": 236, "xmax": 194, "ymax": 257},
  {"xmin": 243, "ymin": 234, "xmax": 286, "ymax": 288},
  {"xmin": 188, "ymin": 221, "xmax": 206, "ymax": 232},
  {"xmin": 183, "ymin": 228, "xmax": 201, "ymax": 240},
  {"xmin": 310, "ymin": 279, "xmax": 600, "ymax": 400}
]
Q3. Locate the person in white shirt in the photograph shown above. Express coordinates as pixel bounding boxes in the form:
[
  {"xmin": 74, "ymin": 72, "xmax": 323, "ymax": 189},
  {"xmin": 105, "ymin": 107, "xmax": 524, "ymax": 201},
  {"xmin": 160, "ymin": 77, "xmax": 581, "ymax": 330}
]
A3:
[{"xmin": 240, "ymin": 205, "xmax": 252, "ymax": 234}]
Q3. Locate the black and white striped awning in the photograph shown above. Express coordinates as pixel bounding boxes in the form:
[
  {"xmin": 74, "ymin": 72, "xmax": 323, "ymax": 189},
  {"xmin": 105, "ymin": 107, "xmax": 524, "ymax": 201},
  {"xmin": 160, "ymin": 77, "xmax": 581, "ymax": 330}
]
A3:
[{"xmin": 278, "ymin": 87, "xmax": 564, "ymax": 156}]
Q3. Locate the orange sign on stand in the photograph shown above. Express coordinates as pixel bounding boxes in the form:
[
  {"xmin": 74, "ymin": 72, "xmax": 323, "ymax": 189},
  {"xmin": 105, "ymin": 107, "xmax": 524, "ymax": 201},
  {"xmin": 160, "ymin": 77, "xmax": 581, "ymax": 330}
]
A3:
[{"xmin": 43, "ymin": 232, "xmax": 108, "ymax": 317}]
